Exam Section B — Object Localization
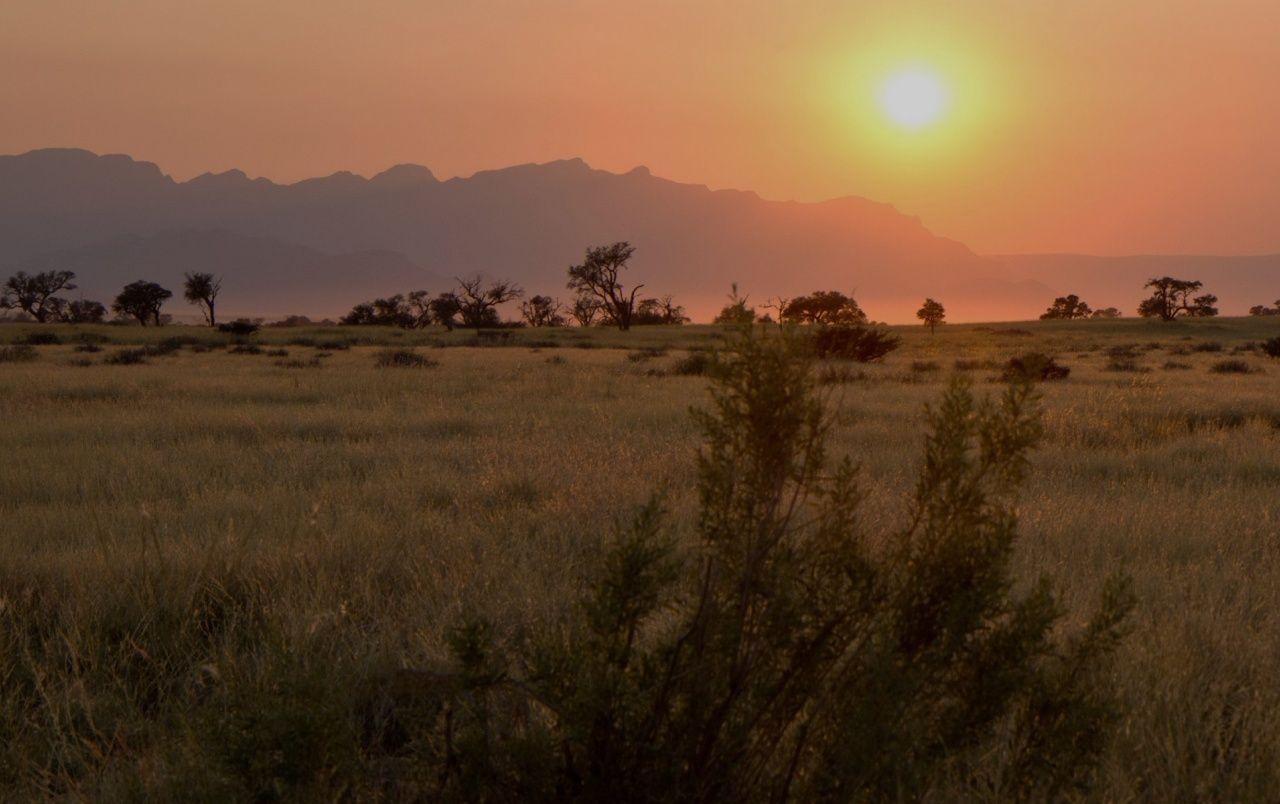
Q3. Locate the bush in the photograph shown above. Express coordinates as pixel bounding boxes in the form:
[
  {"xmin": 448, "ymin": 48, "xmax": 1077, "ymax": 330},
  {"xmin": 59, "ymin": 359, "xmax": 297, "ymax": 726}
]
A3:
[
  {"xmin": 20, "ymin": 331, "xmax": 62, "ymax": 345},
  {"xmin": 265, "ymin": 348, "xmax": 289, "ymax": 357},
  {"xmin": 1105, "ymin": 358, "xmax": 1150, "ymax": 373},
  {"xmin": 0, "ymin": 345, "xmax": 37, "ymax": 363},
  {"xmin": 374, "ymin": 349, "xmax": 438, "ymax": 368},
  {"xmin": 1190, "ymin": 341, "xmax": 1224, "ymax": 353},
  {"xmin": 910, "ymin": 360, "xmax": 941, "ymax": 373},
  {"xmin": 315, "ymin": 340, "xmax": 352, "ymax": 351},
  {"xmin": 155, "ymin": 335, "xmax": 203, "ymax": 354},
  {"xmin": 74, "ymin": 343, "xmax": 102, "ymax": 353},
  {"xmin": 1263, "ymin": 337, "xmax": 1280, "ymax": 359},
  {"xmin": 1001, "ymin": 352, "xmax": 1070, "ymax": 382},
  {"xmin": 1209, "ymin": 359, "xmax": 1258, "ymax": 374},
  {"xmin": 274, "ymin": 357, "xmax": 323, "ymax": 369},
  {"xmin": 1162, "ymin": 361, "xmax": 1193, "ymax": 371},
  {"xmin": 228, "ymin": 344, "xmax": 264, "ymax": 355},
  {"xmin": 75, "ymin": 331, "xmax": 111, "ymax": 345},
  {"xmin": 218, "ymin": 320, "xmax": 261, "ymax": 336},
  {"xmin": 671, "ymin": 351, "xmax": 711, "ymax": 376},
  {"xmin": 810, "ymin": 324, "xmax": 900, "ymax": 362},
  {"xmin": 627, "ymin": 347, "xmax": 668, "ymax": 362},
  {"xmin": 415, "ymin": 330, "xmax": 1133, "ymax": 800},
  {"xmin": 106, "ymin": 349, "xmax": 149, "ymax": 365}
]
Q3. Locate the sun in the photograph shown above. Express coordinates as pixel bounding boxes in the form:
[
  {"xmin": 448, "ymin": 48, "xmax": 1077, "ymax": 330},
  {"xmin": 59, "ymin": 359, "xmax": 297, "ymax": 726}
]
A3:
[{"xmin": 878, "ymin": 67, "xmax": 950, "ymax": 130}]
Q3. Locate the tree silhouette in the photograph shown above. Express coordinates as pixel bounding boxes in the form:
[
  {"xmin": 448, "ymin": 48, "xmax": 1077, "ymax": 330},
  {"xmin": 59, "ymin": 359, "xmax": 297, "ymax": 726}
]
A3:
[
  {"xmin": 112, "ymin": 281, "xmax": 173, "ymax": 326},
  {"xmin": 713, "ymin": 283, "xmax": 758, "ymax": 325},
  {"xmin": 567, "ymin": 242, "xmax": 643, "ymax": 331},
  {"xmin": 520, "ymin": 295, "xmax": 566, "ymax": 327},
  {"xmin": 780, "ymin": 291, "xmax": 868, "ymax": 325},
  {"xmin": 1248, "ymin": 300, "xmax": 1280, "ymax": 317},
  {"xmin": 52, "ymin": 298, "xmax": 107, "ymax": 323},
  {"xmin": 569, "ymin": 294, "xmax": 603, "ymax": 327},
  {"xmin": 634, "ymin": 295, "xmax": 689, "ymax": 325},
  {"xmin": 456, "ymin": 275, "xmax": 523, "ymax": 330},
  {"xmin": 0, "ymin": 270, "xmax": 77, "ymax": 322},
  {"xmin": 1137, "ymin": 277, "xmax": 1218, "ymax": 320},
  {"xmin": 1040, "ymin": 294, "xmax": 1093, "ymax": 320},
  {"xmin": 183, "ymin": 272, "xmax": 222, "ymax": 326},
  {"xmin": 916, "ymin": 298, "xmax": 946, "ymax": 333},
  {"xmin": 428, "ymin": 292, "xmax": 463, "ymax": 331}
]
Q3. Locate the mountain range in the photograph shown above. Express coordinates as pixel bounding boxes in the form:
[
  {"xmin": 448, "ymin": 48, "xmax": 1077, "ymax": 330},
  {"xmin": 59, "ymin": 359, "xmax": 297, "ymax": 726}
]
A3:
[{"xmin": 1, "ymin": 148, "xmax": 1276, "ymax": 322}]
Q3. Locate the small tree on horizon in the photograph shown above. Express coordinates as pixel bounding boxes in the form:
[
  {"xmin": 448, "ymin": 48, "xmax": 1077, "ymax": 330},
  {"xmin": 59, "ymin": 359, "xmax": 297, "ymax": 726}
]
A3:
[
  {"xmin": 1040, "ymin": 294, "xmax": 1093, "ymax": 320},
  {"xmin": 1137, "ymin": 277, "xmax": 1218, "ymax": 320},
  {"xmin": 780, "ymin": 290, "xmax": 868, "ymax": 326},
  {"xmin": 713, "ymin": 283, "xmax": 758, "ymax": 326},
  {"xmin": 917, "ymin": 297, "xmax": 946, "ymax": 333},
  {"xmin": 182, "ymin": 272, "xmax": 222, "ymax": 326},
  {"xmin": 0, "ymin": 270, "xmax": 77, "ymax": 323},
  {"xmin": 567, "ymin": 242, "xmax": 644, "ymax": 331},
  {"xmin": 1248, "ymin": 300, "xmax": 1280, "ymax": 317},
  {"xmin": 456, "ymin": 275, "xmax": 523, "ymax": 330},
  {"xmin": 520, "ymin": 295, "xmax": 566, "ymax": 327},
  {"xmin": 112, "ymin": 280, "xmax": 172, "ymax": 326},
  {"xmin": 569, "ymin": 294, "xmax": 603, "ymax": 327}
]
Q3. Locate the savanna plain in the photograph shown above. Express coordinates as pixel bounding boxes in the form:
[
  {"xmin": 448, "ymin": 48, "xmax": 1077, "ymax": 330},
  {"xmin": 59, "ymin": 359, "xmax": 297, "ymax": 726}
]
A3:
[{"xmin": 3, "ymin": 317, "xmax": 1280, "ymax": 800}]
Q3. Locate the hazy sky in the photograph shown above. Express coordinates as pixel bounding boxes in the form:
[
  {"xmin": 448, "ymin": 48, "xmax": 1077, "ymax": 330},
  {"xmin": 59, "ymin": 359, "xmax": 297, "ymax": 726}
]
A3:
[{"xmin": 3, "ymin": 0, "xmax": 1279, "ymax": 255}]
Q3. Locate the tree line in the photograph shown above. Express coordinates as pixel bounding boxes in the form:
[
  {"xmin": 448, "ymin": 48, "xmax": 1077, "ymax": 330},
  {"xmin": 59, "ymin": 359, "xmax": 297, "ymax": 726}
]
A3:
[{"xmin": 1, "ymin": 254, "xmax": 1277, "ymax": 328}]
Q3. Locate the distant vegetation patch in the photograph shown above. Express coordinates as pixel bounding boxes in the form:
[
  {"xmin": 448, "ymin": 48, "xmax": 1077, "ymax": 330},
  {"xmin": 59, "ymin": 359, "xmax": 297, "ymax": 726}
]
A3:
[
  {"xmin": 0, "ymin": 345, "xmax": 38, "ymax": 363},
  {"xmin": 375, "ymin": 349, "xmax": 438, "ymax": 368},
  {"xmin": 1000, "ymin": 352, "xmax": 1070, "ymax": 382},
  {"xmin": 811, "ymin": 325, "xmax": 900, "ymax": 362},
  {"xmin": 1209, "ymin": 359, "xmax": 1260, "ymax": 375}
]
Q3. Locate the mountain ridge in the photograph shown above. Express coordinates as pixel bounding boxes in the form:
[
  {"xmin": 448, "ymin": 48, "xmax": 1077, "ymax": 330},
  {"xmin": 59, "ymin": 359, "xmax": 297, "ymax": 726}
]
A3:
[{"xmin": 3, "ymin": 148, "xmax": 1273, "ymax": 321}]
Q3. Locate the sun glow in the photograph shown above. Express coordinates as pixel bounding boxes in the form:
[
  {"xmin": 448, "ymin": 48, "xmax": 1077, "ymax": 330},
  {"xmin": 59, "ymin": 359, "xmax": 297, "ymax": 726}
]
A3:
[{"xmin": 878, "ymin": 68, "xmax": 949, "ymax": 130}]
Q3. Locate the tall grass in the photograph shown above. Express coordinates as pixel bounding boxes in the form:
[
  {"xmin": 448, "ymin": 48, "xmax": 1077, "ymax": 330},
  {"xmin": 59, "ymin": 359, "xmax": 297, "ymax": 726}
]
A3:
[{"xmin": 1, "ymin": 318, "xmax": 1279, "ymax": 797}]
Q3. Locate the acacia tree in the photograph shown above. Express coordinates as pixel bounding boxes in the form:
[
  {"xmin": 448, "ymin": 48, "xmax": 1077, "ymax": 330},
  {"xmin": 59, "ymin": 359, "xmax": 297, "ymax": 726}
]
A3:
[
  {"xmin": 1248, "ymin": 300, "xmax": 1280, "ymax": 317},
  {"xmin": 1040, "ymin": 294, "xmax": 1093, "ymax": 320},
  {"xmin": 917, "ymin": 297, "xmax": 946, "ymax": 333},
  {"xmin": 567, "ymin": 242, "xmax": 644, "ymax": 331},
  {"xmin": 112, "ymin": 280, "xmax": 173, "ymax": 326},
  {"xmin": 1091, "ymin": 307, "xmax": 1122, "ymax": 318},
  {"xmin": 780, "ymin": 290, "xmax": 868, "ymax": 325},
  {"xmin": 456, "ymin": 275, "xmax": 523, "ymax": 329},
  {"xmin": 182, "ymin": 272, "xmax": 223, "ymax": 326},
  {"xmin": 520, "ymin": 295, "xmax": 566, "ymax": 327},
  {"xmin": 0, "ymin": 270, "xmax": 77, "ymax": 322},
  {"xmin": 1137, "ymin": 277, "xmax": 1218, "ymax": 320},
  {"xmin": 428, "ymin": 292, "xmax": 463, "ymax": 331}
]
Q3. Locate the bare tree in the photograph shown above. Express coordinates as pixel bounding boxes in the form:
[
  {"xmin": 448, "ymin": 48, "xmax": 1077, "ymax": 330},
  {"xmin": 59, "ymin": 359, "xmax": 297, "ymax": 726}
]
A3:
[
  {"xmin": 569, "ymin": 294, "xmax": 603, "ymax": 327},
  {"xmin": 521, "ymin": 295, "xmax": 566, "ymax": 327},
  {"xmin": 183, "ymin": 272, "xmax": 222, "ymax": 326},
  {"xmin": 0, "ymin": 270, "xmax": 77, "ymax": 322},
  {"xmin": 567, "ymin": 242, "xmax": 643, "ymax": 331},
  {"xmin": 456, "ymin": 275, "xmax": 523, "ymax": 330}
]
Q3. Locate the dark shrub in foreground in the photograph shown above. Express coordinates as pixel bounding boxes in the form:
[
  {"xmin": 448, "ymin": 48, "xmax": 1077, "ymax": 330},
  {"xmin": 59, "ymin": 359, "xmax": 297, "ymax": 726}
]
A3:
[
  {"xmin": 413, "ymin": 330, "xmax": 1132, "ymax": 801},
  {"xmin": 1001, "ymin": 352, "xmax": 1070, "ymax": 382},
  {"xmin": 106, "ymin": 349, "xmax": 149, "ymax": 365},
  {"xmin": 670, "ymin": 350, "xmax": 711, "ymax": 376},
  {"xmin": 1210, "ymin": 359, "xmax": 1258, "ymax": 374},
  {"xmin": 811, "ymin": 324, "xmax": 900, "ymax": 362},
  {"xmin": 20, "ymin": 331, "xmax": 62, "ymax": 345},
  {"xmin": 1263, "ymin": 337, "xmax": 1280, "ymax": 359},
  {"xmin": 0, "ymin": 345, "xmax": 37, "ymax": 363},
  {"xmin": 374, "ymin": 349, "xmax": 438, "ymax": 368}
]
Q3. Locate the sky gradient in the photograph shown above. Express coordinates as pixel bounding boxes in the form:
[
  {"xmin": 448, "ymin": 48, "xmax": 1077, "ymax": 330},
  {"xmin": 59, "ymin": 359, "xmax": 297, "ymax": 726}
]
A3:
[{"xmin": 3, "ymin": 0, "xmax": 1278, "ymax": 256}]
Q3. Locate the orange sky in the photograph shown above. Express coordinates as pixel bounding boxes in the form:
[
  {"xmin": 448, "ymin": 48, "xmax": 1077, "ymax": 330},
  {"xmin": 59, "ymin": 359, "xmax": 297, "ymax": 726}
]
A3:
[{"xmin": 3, "ymin": 0, "xmax": 1279, "ymax": 255}]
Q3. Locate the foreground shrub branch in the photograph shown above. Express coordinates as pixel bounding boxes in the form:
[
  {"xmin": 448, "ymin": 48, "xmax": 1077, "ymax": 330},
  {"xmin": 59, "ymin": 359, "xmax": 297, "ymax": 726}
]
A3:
[{"xmin": 418, "ymin": 328, "xmax": 1135, "ymax": 801}]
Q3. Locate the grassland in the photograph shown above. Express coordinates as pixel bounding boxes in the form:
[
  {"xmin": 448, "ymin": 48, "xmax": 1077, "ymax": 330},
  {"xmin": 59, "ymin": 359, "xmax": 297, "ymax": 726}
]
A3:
[{"xmin": 2, "ymin": 317, "xmax": 1279, "ymax": 799}]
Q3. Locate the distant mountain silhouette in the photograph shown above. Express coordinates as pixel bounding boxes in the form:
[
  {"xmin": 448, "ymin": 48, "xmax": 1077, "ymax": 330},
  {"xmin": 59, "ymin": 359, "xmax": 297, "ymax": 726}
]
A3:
[{"xmin": 3, "ymin": 148, "xmax": 1273, "ymax": 321}]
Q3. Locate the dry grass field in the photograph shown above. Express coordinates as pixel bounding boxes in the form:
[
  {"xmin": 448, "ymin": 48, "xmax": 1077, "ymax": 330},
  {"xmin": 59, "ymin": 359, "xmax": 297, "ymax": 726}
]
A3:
[{"xmin": 2, "ymin": 317, "xmax": 1280, "ymax": 799}]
